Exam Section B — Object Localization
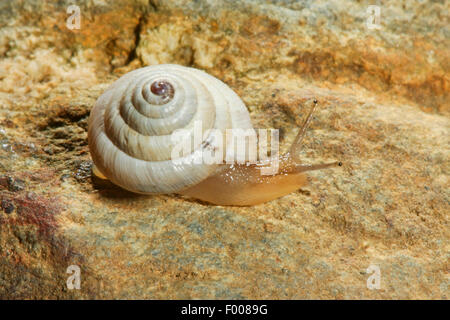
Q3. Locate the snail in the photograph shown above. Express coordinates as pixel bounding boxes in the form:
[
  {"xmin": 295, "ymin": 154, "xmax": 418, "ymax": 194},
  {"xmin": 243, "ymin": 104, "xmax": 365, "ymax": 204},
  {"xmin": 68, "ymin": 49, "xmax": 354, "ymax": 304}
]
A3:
[{"xmin": 88, "ymin": 64, "xmax": 340, "ymax": 206}]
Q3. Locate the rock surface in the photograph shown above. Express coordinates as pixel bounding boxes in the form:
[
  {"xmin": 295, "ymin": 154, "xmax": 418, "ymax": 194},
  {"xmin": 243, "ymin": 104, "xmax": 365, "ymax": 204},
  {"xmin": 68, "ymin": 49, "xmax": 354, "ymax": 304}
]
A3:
[{"xmin": 0, "ymin": 0, "xmax": 448, "ymax": 299}]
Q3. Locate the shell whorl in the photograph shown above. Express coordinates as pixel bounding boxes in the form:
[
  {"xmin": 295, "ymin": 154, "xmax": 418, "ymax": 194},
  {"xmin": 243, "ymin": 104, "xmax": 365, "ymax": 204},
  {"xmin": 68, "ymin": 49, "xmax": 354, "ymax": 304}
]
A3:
[{"xmin": 88, "ymin": 64, "xmax": 253, "ymax": 194}]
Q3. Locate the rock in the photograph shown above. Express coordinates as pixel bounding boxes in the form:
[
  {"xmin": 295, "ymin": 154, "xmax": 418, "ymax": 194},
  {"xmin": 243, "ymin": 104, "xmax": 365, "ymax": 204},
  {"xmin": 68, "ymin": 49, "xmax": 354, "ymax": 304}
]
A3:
[
  {"xmin": 6, "ymin": 176, "xmax": 25, "ymax": 192},
  {"xmin": 0, "ymin": 0, "xmax": 448, "ymax": 299},
  {"xmin": 1, "ymin": 199, "xmax": 14, "ymax": 214}
]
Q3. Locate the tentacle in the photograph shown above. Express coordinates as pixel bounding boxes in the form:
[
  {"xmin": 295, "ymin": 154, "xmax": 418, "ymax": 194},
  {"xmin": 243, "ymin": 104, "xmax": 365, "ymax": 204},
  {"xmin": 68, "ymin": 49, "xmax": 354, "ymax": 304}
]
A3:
[{"xmin": 288, "ymin": 99, "xmax": 318, "ymax": 162}]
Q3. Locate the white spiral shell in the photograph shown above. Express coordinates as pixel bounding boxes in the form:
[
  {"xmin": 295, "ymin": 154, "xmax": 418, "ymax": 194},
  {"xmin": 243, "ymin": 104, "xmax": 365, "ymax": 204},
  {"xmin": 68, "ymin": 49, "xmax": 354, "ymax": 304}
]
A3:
[{"xmin": 88, "ymin": 64, "xmax": 253, "ymax": 194}]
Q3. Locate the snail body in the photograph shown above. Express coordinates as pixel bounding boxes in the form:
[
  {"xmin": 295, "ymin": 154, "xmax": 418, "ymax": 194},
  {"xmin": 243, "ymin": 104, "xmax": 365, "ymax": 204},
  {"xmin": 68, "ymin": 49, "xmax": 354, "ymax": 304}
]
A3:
[{"xmin": 88, "ymin": 64, "xmax": 339, "ymax": 206}]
